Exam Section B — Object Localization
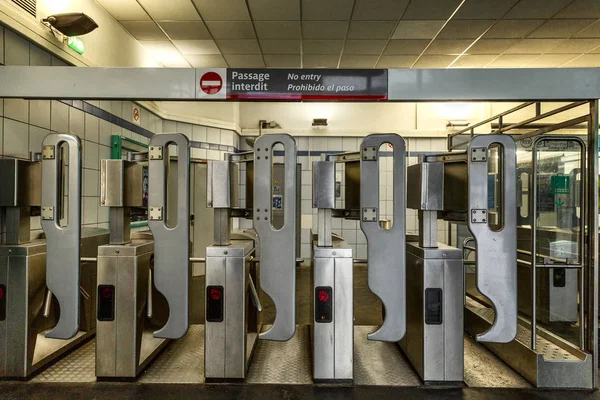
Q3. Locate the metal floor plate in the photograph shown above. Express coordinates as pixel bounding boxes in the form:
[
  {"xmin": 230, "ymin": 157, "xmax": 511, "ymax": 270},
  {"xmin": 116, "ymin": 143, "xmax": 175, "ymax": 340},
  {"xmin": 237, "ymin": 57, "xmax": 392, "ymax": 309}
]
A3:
[
  {"xmin": 246, "ymin": 325, "xmax": 312, "ymax": 384},
  {"xmin": 466, "ymin": 299, "xmax": 579, "ymax": 361},
  {"xmin": 354, "ymin": 326, "xmax": 421, "ymax": 386},
  {"xmin": 463, "ymin": 335, "xmax": 531, "ymax": 388},
  {"xmin": 31, "ymin": 339, "xmax": 96, "ymax": 383},
  {"xmin": 139, "ymin": 325, "xmax": 205, "ymax": 383},
  {"xmin": 29, "ymin": 322, "xmax": 528, "ymax": 388}
]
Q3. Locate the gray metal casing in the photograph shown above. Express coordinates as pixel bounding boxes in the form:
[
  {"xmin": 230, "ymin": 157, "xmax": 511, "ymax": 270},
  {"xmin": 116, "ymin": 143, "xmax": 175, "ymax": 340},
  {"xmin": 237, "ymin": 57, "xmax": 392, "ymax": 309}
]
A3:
[
  {"xmin": 312, "ymin": 240, "xmax": 353, "ymax": 381},
  {"xmin": 401, "ymin": 242, "xmax": 464, "ymax": 383},
  {"xmin": 0, "ymin": 229, "xmax": 108, "ymax": 378},
  {"xmin": 96, "ymin": 239, "xmax": 168, "ymax": 378},
  {"xmin": 205, "ymin": 240, "xmax": 259, "ymax": 380}
]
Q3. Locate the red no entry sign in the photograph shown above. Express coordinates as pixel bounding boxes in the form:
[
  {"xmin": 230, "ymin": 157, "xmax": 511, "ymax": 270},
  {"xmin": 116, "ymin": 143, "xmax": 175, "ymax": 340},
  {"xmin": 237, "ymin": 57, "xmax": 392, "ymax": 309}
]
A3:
[{"xmin": 200, "ymin": 72, "xmax": 223, "ymax": 95}]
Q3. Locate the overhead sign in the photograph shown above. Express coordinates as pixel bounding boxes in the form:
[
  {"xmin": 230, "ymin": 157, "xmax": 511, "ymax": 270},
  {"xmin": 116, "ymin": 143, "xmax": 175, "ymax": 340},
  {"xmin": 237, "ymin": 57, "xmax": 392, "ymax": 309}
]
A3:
[
  {"xmin": 132, "ymin": 105, "xmax": 141, "ymax": 125},
  {"xmin": 195, "ymin": 68, "xmax": 387, "ymax": 101},
  {"xmin": 200, "ymin": 71, "xmax": 223, "ymax": 95}
]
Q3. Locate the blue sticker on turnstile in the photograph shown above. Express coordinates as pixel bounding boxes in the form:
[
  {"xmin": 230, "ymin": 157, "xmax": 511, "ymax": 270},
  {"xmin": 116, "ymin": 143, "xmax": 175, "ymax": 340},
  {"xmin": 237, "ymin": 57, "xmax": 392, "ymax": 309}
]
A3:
[
  {"xmin": 273, "ymin": 195, "xmax": 283, "ymax": 210},
  {"xmin": 0, "ymin": 284, "xmax": 5, "ymax": 321}
]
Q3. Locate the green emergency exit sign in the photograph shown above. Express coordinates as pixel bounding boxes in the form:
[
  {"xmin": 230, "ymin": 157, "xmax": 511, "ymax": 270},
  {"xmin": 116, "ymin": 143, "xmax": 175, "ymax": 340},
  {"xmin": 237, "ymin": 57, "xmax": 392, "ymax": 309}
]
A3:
[
  {"xmin": 550, "ymin": 174, "xmax": 570, "ymax": 195},
  {"xmin": 68, "ymin": 37, "xmax": 84, "ymax": 55}
]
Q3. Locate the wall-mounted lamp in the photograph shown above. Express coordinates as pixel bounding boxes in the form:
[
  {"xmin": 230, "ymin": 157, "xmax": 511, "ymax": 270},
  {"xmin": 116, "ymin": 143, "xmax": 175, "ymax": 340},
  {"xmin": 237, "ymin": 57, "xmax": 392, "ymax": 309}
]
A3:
[
  {"xmin": 446, "ymin": 120, "xmax": 470, "ymax": 128},
  {"xmin": 42, "ymin": 13, "xmax": 98, "ymax": 37},
  {"xmin": 312, "ymin": 118, "xmax": 328, "ymax": 127}
]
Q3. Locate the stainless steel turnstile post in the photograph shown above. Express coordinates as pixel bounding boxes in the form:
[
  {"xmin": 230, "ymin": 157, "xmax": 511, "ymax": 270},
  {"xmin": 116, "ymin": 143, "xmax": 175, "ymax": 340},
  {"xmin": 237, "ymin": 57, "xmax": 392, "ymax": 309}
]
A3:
[
  {"xmin": 311, "ymin": 161, "xmax": 353, "ymax": 382},
  {"xmin": 403, "ymin": 134, "xmax": 518, "ymax": 384},
  {"xmin": 0, "ymin": 134, "xmax": 108, "ymax": 379},
  {"xmin": 204, "ymin": 134, "xmax": 298, "ymax": 381},
  {"xmin": 96, "ymin": 154, "xmax": 171, "ymax": 379}
]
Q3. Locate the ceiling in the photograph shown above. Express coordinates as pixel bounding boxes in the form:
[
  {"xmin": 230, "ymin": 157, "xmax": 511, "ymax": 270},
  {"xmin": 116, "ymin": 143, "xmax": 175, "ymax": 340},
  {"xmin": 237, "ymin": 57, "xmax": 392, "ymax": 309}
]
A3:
[{"xmin": 95, "ymin": 0, "xmax": 600, "ymax": 68}]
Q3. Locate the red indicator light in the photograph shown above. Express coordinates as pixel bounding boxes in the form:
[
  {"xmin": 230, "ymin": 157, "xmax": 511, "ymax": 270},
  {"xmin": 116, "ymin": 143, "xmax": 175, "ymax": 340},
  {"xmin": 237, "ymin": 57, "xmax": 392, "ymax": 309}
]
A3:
[
  {"xmin": 0, "ymin": 286, "xmax": 4, "ymax": 299},
  {"xmin": 101, "ymin": 287, "xmax": 113, "ymax": 299},
  {"xmin": 210, "ymin": 288, "xmax": 222, "ymax": 301},
  {"xmin": 318, "ymin": 290, "xmax": 329, "ymax": 303}
]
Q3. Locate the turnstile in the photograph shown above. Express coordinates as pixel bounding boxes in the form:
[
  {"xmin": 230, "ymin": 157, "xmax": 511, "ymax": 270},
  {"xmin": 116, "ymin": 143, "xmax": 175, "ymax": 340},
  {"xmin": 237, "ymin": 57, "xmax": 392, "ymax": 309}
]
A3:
[
  {"xmin": 403, "ymin": 134, "xmax": 518, "ymax": 384},
  {"xmin": 0, "ymin": 133, "xmax": 109, "ymax": 378},
  {"xmin": 310, "ymin": 133, "xmax": 406, "ymax": 382},
  {"xmin": 204, "ymin": 134, "xmax": 298, "ymax": 381},
  {"xmin": 95, "ymin": 148, "xmax": 179, "ymax": 379}
]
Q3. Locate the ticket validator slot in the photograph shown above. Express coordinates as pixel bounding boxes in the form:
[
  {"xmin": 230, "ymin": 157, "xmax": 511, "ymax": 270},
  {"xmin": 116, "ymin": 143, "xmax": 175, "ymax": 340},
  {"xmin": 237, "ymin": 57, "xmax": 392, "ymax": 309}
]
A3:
[
  {"xmin": 42, "ymin": 133, "xmax": 83, "ymax": 340},
  {"xmin": 360, "ymin": 134, "xmax": 407, "ymax": 342},
  {"xmin": 148, "ymin": 134, "xmax": 191, "ymax": 339}
]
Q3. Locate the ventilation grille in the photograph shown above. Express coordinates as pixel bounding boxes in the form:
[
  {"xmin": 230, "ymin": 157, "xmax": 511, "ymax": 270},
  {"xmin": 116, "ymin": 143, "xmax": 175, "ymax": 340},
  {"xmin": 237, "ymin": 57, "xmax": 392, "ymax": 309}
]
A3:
[{"xmin": 11, "ymin": 0, "xmax": 36, "ymax": 18}]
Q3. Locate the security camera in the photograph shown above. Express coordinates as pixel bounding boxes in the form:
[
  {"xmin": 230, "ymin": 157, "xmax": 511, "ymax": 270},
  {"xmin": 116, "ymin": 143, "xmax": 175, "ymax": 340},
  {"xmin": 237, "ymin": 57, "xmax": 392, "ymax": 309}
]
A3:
[{"xmin": 42, "ymin": 13, "xmax": 98, "ymax": 37}]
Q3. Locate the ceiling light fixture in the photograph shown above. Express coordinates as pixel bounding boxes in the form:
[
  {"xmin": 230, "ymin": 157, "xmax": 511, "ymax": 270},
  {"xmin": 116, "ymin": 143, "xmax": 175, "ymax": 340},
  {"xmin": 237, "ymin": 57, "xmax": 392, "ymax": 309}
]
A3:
[{"xmin": 42, "ymin": 13, "xmax": 98, "ymax": 37}]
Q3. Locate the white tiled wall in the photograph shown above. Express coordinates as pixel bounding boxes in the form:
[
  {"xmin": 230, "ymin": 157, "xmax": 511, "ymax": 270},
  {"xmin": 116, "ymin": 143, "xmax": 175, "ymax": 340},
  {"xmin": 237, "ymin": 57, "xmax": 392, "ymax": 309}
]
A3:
[{"xmin": 0, "ymin": 25, "xmax": 241, "ymax": 240}]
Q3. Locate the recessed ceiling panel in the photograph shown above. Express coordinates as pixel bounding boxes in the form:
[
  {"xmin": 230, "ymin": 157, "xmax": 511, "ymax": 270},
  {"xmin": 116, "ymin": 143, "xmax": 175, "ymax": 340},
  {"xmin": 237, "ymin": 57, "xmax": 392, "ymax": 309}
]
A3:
[
  {"xmin": 205, "ymin": 21, "xmax": 256, "ymax": 39},
  {"xmin": 302, "ymin": 0, "xmax": 354, "ymax": 20},
  {"xmin": 248, "ymin": 0, "xmax": 300, "ymax": 20},
  {"xmin": 185, "ymin": 54, "xmax": 228, "ymax": 68},
  {"xmin": 392, "ymin": 20, "xmax": 445, "ymax": 39},
  {"xmin": 504, "ymin": 39, "xmax": 564, "ymax": 54},
  {"xmin": 255, "ymin": 21, "xmax": 301, "ymax": 39},
  {"xmin": 403, "ymin": 0, "xmax": 462, "ymax": 20},
  {"xmin": 120, "ymin": 21, "xmax": 166, "ymax": 40},
  {"xmin": 450, "ymin": 54, "xmax": 497, "ymax": 68},
  {"xmin": 260, "ymin": 39, "xmax": 301, "ymax": 54},
  {"xmin": 158, "ymin": 21, "xmax": 211, "ymax": 40},
  {"xmin": 525, "ymin": 54, "xmax": 580, "ymax": 67},
  {"xmin": 504, "ymin": 0, "xmax": 572, "ymax": 19},
  {"xmin": 216, "ymin": 39, "xmax": 262, "ymax": 54},
  {"xmin": 223, "ymin": 54, "xmax": 265, "ymax": 67},
  {"xmin": 555, "ymin": 0, "xmax": 600, "ymax": 19},
  {"xmin": 487, "ymin": 54, "xmax": 540, "ymax": 67},
  {"xmin": 303, "ymin": 55, "xmax": 340, "ymax": 68},
  {"xmin": 528, "ymin": 19, "xmax": 596, "ymax": 38},
  {"xmin": 454, "ymin": 0, "xmax": 519, "ymax": 19},
  {"xmin": 303, "ymin": 40, "xmax": 344, "ymax": 54},
  {"xmin": 574, "ymin": 21, "xmax": 600, "ymax": 38},
  {"xmin": 264, "ymin": 54, "xmax": 301, "ymax": 67},
  {"xmin": 302, "ymin": 21, "xmax": 349, "ymax": 39},
  {"xmin": 352, "ymin": 0, "xmax": 410, "ymax": 20},
  {"xmin": 173, "ymin": 40, "xmax": 221, "ymax": 55},
  {"xmin": 376, "ymin": 55, "xmax": 417, "ymax": 68},
  {"xmin": 96, "ymin": 0, "xmax": 150, "ymax": 20},
  {"xmin": 384, "ymin": 39, "xmax": 430, "ymax": 55},
  {"xmin": 438, "ymin": 20, "xmax": 495, "ymax": 39},
  {"xmin": 548, "ymin": 38, "xmax": 600, "ymax": 53},
  {"xmin": 563, "ymin": 54, "xmax": 600, "ymax": 66},
  {"xmin": 343, "ymin": 40, "xmax": 387, "ymax": 55},
  {"xmin": 469, "ymin": 38, "xmax": 520, "ymax": 54},
  {"xmin": 192, "ymin": 0, "xmax": 250, "ymax": 20},
  {"xmin": 138, "ymin": 0, "xmax": 201, "ymax": 20},
  {"xmin": 339, "ymin": 55, "xmax": 378, "ymax": 68},
  {"xmin": 424, "ymin": 39, "xmax": 472, "ymax": 55},
  {"xmin": 484, "ymin": 20, "xmax": 545, "ymax": 39},
  {"xmin": 347, "ymin": 21, "xmax": 397, "ymax": 39},
  {"xmin": 413, "ymin": 55, "xmax": 455, "ymax": 68}
]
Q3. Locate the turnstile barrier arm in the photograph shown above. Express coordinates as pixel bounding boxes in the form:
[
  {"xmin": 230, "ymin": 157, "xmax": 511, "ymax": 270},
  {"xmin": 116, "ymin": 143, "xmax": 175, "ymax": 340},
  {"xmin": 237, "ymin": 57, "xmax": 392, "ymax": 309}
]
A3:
[
  {"xmin": 468, "ymin": 134, "xmax": 517, "ymax": 343},
  {"xmin": 253, "ymin": 134, "xmax": 297, "ymax": 341},
  {"xmin": 42, "ymin": 133, "xmax": 82, "ymax": 339},
  {"xmin": 360, "ymin": 133, "xmax": 406, "ymax": 342},
  {"xmin": 148, "ymin": 133, "xmax": 191, "ymax": 339}
]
